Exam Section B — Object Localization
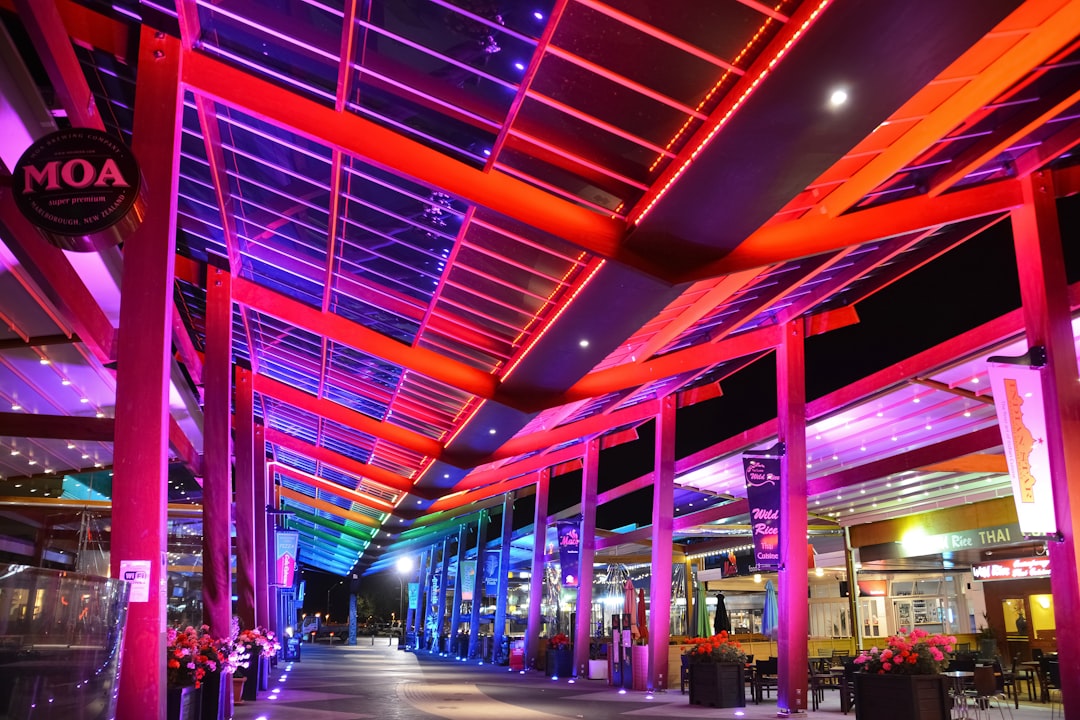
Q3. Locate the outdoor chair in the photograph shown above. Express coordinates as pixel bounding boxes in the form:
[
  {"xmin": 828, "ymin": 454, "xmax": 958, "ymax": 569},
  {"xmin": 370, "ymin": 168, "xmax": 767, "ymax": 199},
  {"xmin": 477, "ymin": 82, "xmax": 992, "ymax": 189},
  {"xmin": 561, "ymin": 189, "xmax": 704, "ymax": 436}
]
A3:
[
  {"xmin": 753, "ymin": 657, "xmax": 778, "ymax": 704},
  {"xmin": 966, "ymin": 664, "xmax": 1012, "ymax": 720},
  {"xmin": 1009, "ymin": 653, "xmax": 1034, "ymax": 704}
]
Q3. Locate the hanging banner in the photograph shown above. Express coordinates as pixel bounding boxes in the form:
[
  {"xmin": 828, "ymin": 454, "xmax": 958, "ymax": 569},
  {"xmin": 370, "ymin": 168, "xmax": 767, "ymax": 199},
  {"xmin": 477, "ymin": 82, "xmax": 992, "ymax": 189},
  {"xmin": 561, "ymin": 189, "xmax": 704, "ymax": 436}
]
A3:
[
  {"xmin": 557, "ymin": 518, "xmax": 581, "ymax": 587},
  {"xmin": 460, "ymin": 560, "xmax": 477, "ymax": 600},
  {"xmin": 274, "ymin": 530, "xmax": 299, "ymax": 587},
  {"xmin": 483, "ymin": 553, "xmax": 499, "ymax": 595},
  {"xmin": 987, "ymin": 350, "xmax": 1057, "ymax": 537},
  {"xmin": 407, "ymin": 582, "xmax": 419, "ymax": 610},
  {"xmin": 743, "ymin": 452, "xmax": 781, "ymax": 570}
]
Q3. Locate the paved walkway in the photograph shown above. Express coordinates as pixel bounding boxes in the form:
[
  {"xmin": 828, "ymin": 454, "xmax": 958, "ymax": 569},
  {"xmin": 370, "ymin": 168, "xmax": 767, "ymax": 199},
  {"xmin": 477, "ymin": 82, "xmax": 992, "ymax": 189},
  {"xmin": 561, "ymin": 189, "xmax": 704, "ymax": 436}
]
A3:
[{"xmin": 233, "ymin": 641, "xmax": 1059, "ymax": 720}]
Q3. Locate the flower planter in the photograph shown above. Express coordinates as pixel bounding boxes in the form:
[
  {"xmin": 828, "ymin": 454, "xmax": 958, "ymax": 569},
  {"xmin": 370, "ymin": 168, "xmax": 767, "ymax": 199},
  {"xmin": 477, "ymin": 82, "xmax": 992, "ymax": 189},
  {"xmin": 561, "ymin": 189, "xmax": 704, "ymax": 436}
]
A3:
[
  {"xmin": 167, "ymin": 685, "xmax": 202, "ymax": 720},
  {"xmin": 233, "ymin": 675, "xmax": 247, "ymax": 706},
  {"xmin": 688, "ymin": 662, "xmax": 746, "ymax": 708},
  {"xmin": 545, "ymin": 646, "xmax": 573, "ymax": 677},
  {"xmin": 631, "ymin": 645, "xmax": 649, "ymax": 691},
  {"xmin": 587, "ymin": 658, "xmax": 608, "ymax": 680},
  {"xmin": 854, "ymin": 673, "xmax": 950, "ymax": 720},
  {"xmin": 200, "ymin": 670, "xmax": 230, "ymax": 720}
]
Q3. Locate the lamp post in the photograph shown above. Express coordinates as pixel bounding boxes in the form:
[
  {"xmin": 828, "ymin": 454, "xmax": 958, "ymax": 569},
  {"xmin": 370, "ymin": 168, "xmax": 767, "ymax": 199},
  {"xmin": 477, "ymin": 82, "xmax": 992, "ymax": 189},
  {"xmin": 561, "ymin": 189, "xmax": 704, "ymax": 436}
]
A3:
[
  {"xmin": 326, "ymin": 580, "xmax": 343, "ymax": 619},
  {"xmin": 396, "ymin": 557, "xmax": 413, "ymax": 649}
]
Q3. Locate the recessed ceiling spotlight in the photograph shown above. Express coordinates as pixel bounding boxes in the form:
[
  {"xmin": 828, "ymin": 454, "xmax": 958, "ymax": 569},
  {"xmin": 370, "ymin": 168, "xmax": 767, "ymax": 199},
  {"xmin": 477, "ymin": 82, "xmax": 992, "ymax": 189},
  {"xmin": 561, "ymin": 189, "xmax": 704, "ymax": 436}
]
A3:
[
  {"xmin": 81, "ymin": 454, "xmax": 90, "ymax": 459},
  {"xmin": 488, "ymin": 428, "xmax": 496, "ymax": 435},
  {"xmin": 10, "ymin": 450, "xmax": 19, "ymax": 456},
  {"xmin": 513, "ymin": 61, "xmax": 526, "ymax": 71},
  {"xmin": 27, "ymin": 460, "xmax": 36, "ymax": 466},
  {"xmin": 10, "ymin": 404, "xmax": 20, "ymax": 411},
  {"xmin": 828, "ymin": 88, "xmax": 848, "ymax": 107},
  {"xmin": 61, "ymin": 379, "xmax": 71, "ymax": 386},
  {"xmin": 80, "ymin": 397, "xmax": 89, "ymax": 403},
  {"xmin": 67, "ymin": 443, "xmax": 76, "ymax": 449},
  {"xmin": 579, "ymin": 339, "xmax": 589, "ymax": 348},
  {"xmin": 39, "ymin": 358, "xmax": 50, "ymax": 365}
]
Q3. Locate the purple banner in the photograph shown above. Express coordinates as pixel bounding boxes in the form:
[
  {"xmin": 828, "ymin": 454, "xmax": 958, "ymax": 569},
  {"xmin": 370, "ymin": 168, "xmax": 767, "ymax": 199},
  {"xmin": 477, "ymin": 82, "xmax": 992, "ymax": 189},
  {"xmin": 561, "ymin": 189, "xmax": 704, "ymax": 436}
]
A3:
[
  {"xmin": 743, "ymin": 455, "xmax": 781, "ymax": 570},
  {"xmin": 557, "ymin": 518, "xmax": 581, "ymax": 587}
]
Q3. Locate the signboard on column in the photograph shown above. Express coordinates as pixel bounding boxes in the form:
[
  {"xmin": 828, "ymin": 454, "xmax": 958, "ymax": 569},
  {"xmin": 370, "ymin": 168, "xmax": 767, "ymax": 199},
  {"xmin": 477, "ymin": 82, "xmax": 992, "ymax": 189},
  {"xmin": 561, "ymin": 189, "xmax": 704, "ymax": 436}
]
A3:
[
  {"xmin": 743, "ymin": 447, "xmax": 782, "ymax": 570},
  {"xmin": 408, "ymin": 582, "xmax": 419, "ymax": 610},
  {"xmin": 460, "ymin": 560, "xmax": 477, "ymax": 601},
  {"xmin": 274, "ymin": 530, "xmax": 299, "ymax": 587},
  {"xmin": 556, "ymin": 518, "xmax": 581, "ymax": 587},
  {"xmin": 987, "ymin": 349, "xmax": 1058, "ymax": 537}
]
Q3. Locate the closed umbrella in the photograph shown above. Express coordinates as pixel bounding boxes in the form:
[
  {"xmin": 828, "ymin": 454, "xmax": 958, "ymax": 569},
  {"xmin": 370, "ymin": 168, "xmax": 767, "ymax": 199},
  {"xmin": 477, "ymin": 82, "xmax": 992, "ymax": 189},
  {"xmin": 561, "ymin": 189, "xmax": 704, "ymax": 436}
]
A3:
[
  {"xmin": 624, "ymin": 579, "xmax": 636, "ymax": 637},
  {"xmin": 694, "ymin": 581, "xmax": 710, "ymax": 637},
  {"xmin": 762, "ymin": 580, "xmax": 779, "ymax": 637},
  {"xmin": 636, "ymin": 587, "xmax": 649, "ymax": 643},
  {"xmin": 713, "ymin": 591, "xmax": 731, "ymax": 634}
]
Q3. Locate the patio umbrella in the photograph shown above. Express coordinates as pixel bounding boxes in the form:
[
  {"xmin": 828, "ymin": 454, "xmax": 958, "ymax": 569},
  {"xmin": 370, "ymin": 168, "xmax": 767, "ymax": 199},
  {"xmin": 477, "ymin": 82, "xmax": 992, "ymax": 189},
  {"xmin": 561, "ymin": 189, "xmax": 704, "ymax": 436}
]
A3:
[
  {"xmin": 624, "ymin": 579, "xmax": 636, "ymax": 637},
  {"xmin": 713, "ymin": 591, "xmax": 731, "ymax": 634},
  {"xmin": 637, "ymin": 587, "xmax": 649, "ymax": 643},
  {"xmin": 694, "ymin": 581, "xmax": 711, "ymax": 637},
  {"xmin": 762, "ymin": 580, "xmax": 779, "ymax": 638}
]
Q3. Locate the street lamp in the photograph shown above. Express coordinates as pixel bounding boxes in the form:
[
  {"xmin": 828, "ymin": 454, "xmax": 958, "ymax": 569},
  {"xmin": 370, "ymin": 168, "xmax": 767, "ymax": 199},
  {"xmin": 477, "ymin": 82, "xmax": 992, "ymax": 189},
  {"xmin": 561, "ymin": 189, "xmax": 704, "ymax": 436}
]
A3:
[
  {"xmin": 326, "ymin": 580, "xmax": 344, "ymax": 619},
  {"xmin": 396, "ymin": 557, "xmax": 413, "ymax": 649}
]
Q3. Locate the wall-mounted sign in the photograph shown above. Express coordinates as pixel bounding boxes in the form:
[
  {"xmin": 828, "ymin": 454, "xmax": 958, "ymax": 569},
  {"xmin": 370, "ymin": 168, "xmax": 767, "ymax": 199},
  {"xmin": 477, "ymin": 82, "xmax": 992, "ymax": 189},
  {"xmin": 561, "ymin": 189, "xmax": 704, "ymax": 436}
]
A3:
[
  {"xmin": 460, "ymin": 559, "xmax": 477, "ymax": 601},
  {"xmin": 860, "ymin": 523, "xmax": 1024, "ymax": 563},
  {"xmin": 557, "ymin": 518, "xmax": 581, "ymax": 587},
  {"xmin": 11, "ymin": 128, "xmax": 144, "ymax": 251},
  {"xmin": 987, "ymin": 350, "xmax": 1058, "ymax": 537},
  {"xmin": 119, "ymin": 559, "xmax": 151, "ymax": 603},
  {"xmin": 971, "ymin": 556, "xmax": 1050, "ymax": 582},
  {"xmin": 743, "ymin": 450, "xmax": 782, "ymax": 570},
  {"xmin": 274, "ymin": 530, "xmax": 299, "ymax": 587}
]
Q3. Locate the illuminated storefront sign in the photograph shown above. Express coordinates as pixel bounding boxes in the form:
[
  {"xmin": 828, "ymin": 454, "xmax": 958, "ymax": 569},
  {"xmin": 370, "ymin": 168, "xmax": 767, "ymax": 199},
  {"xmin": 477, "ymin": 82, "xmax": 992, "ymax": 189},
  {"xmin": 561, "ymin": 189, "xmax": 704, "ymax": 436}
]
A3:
[
  {"xmin": 971, "ymin": 556, "xmax": 1050, "ymax": 581},
  {"xmin": 987, "ymin": 350, "xmax": 1058, "ymax": 537}
]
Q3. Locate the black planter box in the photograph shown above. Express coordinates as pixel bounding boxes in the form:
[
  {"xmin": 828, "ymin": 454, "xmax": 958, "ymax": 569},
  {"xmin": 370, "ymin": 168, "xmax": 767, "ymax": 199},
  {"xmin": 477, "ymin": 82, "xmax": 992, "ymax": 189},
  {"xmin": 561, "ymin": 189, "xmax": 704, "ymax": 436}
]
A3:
[
  {"xmin": 854, "ymin": 673, "xmax": 950, "ymax": 720},
  {"xmin": 688, "ymin": 662, "xmax": 746, "ymax": 708}
]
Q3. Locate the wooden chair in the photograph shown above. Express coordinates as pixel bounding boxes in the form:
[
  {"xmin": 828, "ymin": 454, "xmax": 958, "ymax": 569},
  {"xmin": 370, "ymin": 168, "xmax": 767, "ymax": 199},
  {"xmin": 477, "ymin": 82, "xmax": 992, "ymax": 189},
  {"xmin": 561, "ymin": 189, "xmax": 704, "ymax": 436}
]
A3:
[
  {"xmin": 753, "ymin": 657, "xmax": 778, "ymax": 704},
  {"xmin": 839, "ymin": 661, "xmax": 857, "ymax": 715},
  {"xmin": 967, "ymin": 664, "xmax": 1012, "ymax": 720},
  {"xmin": 680, "ymin": 654, "xmax": 690, "ymax": 694},
  {"xmin": 1009, "ymin": 653, "xmax": 1034, "ymax": 704}
]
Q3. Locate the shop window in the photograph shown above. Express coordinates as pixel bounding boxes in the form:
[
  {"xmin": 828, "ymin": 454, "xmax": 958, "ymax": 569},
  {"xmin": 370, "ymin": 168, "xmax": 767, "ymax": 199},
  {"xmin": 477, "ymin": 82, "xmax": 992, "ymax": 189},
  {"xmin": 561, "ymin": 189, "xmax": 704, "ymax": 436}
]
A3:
[{"xmin": 1029, "ymin": 594, "xmax": 1055, "ymax": 642}]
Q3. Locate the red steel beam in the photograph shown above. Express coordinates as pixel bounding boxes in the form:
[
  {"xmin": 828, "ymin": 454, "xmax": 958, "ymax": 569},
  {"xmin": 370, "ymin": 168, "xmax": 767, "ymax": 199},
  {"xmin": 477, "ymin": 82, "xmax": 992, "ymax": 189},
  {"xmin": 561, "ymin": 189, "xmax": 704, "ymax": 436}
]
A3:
[{"xmin": 0, "ymin": 411, "xmax": 113, "ymax": 441}]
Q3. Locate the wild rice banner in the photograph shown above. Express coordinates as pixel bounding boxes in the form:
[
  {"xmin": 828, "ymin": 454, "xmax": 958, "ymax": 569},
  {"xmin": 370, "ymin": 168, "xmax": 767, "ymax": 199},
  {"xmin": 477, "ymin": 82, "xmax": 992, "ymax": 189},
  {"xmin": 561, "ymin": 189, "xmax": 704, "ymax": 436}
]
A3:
[
  {"xmin": 987, "ymin": 351, "xmax": 1058, "ymax": 537},
  {"xmin": 743, "ymin": 453, "xmax": 782, "ymax": 570},
  {"xmin": 557, "ymin": 518, "xmax": 581, "ymax": 587},
  {"xmin": 460, "ymin": 559, "xmax": 477, "ymax": 600}
]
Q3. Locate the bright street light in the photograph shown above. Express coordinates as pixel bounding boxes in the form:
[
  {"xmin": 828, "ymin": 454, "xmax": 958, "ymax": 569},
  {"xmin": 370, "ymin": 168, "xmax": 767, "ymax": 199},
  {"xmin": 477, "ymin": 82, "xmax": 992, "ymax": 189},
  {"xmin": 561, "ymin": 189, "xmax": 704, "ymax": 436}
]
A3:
[{"xmin": 396, "ymin": 557, "xmax": 413, "ymax": 648}]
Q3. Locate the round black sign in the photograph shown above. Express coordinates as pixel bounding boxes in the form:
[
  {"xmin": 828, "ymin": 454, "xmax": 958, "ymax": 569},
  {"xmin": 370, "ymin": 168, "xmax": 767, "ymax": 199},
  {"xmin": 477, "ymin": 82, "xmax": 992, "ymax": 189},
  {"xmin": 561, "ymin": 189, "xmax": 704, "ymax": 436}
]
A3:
[{"xmin": 12, "ymin": 128, "xmax": 143, "ymax": 251}]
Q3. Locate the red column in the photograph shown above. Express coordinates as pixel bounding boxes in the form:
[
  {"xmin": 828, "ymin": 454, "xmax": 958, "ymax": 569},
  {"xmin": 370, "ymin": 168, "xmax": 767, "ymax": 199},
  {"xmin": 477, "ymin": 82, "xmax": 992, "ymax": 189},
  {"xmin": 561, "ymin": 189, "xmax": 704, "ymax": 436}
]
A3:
[
  {"xmin": 254, "ymin": 423, "xmax": 271, "ymax": 630},
  {"xmin": 1010, "ymin": 170, "xmax": 1080, "ymax": 716},
  {"xmin": 777, "ymin": 319, "xmax": 809, "ymax": 714},
  {"xmin": 202, "ymin": 264, "xmax": 233, "ymax": 637},
  {"xmin": 573, "ymin": 438, "xmax": 599, "ymax": 678},
  {"xmin": 648, "ymin": 396, "xmax": 675, "ymax": 692},
  {"xmin": 234, "ymin": 366, "xmax": 256, "ymax": 628},
  {"xmin": 111, "ymin": 27, "xmax": 181, "ymax": 720},
  {"xmin": 525, "ymin": 469, "xmax": 550, "ymax": 669}
]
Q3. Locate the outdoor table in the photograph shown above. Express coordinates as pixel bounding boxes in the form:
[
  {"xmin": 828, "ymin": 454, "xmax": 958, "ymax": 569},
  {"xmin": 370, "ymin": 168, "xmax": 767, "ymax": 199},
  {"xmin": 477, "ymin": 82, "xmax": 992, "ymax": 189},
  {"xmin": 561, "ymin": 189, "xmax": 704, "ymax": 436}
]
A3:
[
  {"xmin": 942, "ymin": 670, "xmax": 974, "ymax": 719},
  {"xmin": 1020, "ymin": 661, "xmax": 1041, "ymax": 702}
]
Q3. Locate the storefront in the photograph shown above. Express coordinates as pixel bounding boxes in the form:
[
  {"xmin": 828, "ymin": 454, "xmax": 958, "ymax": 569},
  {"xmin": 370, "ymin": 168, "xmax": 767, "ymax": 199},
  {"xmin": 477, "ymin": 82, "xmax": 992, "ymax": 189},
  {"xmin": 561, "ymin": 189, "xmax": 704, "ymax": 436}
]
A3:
[{"xmin": 973, "ymin": 554, "xmax": 1054, "ymax": 660}]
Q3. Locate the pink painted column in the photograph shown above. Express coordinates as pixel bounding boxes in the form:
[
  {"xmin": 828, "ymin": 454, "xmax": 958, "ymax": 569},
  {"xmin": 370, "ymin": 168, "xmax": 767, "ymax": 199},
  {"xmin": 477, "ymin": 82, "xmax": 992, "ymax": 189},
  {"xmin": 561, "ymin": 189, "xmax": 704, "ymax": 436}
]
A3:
[
  {"xmin": 573, "ymin": 438, "xmax": 599, "ymax": 678},
  {"xmin": 256, "ymin": 425, "xmax": 276, "ymax": 634},
  {"xmin": 777, "ymin": 319, "xmax": 809, "ymax": 715},
  {"xmin": 111, "ymin": 27, "xmax": 181, "ymax": 720},
  {"xmin": 435, "ymin": 534, "xmax": 453, "ymax": 646},
  {"xmin": 467, "ymin": 511, "xmax": 489, "ymax": 658},
  {"xmin": 1010, "ymin": 170, "xmax": 1080, "ymax": 717},
  {"xmin": 649, "ymin": 396, "xmax": 675, "ymax": 692},
  {"xmin": 493, "ymin": 492, "xmax": 515, "ymax": 659},
  {"xmin": 525, "ymin": 469, "xmax": 550, "ymax": 670},
  {"xmin": 202, "ymin": 264, "xmax": 233, "ymax": 637},
  {"xmin": 234, "ymin": 366, "xmax": 256, "ymax": 629},
  {"xmin": 448, "ymin": 524, "xmax": 468, "ymax": 649}
]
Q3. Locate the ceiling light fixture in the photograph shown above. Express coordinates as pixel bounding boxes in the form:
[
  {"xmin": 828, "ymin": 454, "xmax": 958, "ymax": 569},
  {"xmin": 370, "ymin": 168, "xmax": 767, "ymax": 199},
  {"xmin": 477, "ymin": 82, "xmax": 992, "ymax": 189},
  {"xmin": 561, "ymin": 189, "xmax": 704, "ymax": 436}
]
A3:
[{"xmin": 828, "ymin": 88, "xmax": 848, "ymax": 107}]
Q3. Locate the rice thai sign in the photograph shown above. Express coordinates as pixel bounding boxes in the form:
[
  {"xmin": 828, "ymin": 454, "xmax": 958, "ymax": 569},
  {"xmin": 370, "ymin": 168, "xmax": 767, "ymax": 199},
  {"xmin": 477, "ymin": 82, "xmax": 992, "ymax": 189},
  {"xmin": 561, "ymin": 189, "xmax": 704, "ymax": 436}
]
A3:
[
  {"xmin": 12, "ymin": 128, "xmax": 144, "ymax": 251},
  {"xmin": 971, "ymin": 556, "xmax": 1050, "ymax": 582}
]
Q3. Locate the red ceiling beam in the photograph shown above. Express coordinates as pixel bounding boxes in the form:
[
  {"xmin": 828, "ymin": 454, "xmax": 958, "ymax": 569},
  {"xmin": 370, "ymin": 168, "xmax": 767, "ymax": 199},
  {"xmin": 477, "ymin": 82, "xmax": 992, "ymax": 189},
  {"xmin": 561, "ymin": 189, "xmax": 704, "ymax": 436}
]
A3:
[
  {"xmin": 0, "ymin": 411, "xmax": 113, "ymax": 441},
  {"xmin": 808, "ymin": 427, "xmax": 1003, "ymax": 496},
  {"xmin": 271, "ymin": 462, "xmax": 394, "ymax": 514},
  {"xmin": 253, "ymin": 374, "xmax": 446, "ymax": 462},
  {"xmin": 232, "ymin": 276, "xmax": 501, "ymax": 404},
  {"xmin": 179, "ymin": 52, "xmax": 634, "ymax": 269},
  {"xmin": 0, "ymin": 194, "xmax": 117, "ymax": 364},
  {"xmin": 693, "ymin": 178, "xmax": 1024, "ymax": 279},
  {"xmin": 265, "ymin": 427, "xmax": 419, "ymax": 498}
]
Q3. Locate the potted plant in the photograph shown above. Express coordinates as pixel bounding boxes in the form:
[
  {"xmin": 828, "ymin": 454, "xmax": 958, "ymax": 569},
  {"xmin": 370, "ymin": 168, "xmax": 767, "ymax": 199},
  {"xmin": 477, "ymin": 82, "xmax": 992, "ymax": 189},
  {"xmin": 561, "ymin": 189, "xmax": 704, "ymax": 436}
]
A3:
[
  {"xmin": 588, "ymin": 642, "xmax": 608, "ymax": 680},
  {"xmin": 977, "ymin": 623, "xmax": 998, "ymax": 660},
  {"xmin": 852, "ymin": 627, "xmax": 956, "ymax": 720},
  {"xmin": 166, "ymin": 625, "xmax": 224, "ymax": 720},
  {"xmin": 545, "ymin": 633, "xmax": 572, "ymax": 677},
  {"xmin": 684, "ymin": 631, "xmax": 747, "ymax": 708},
  {"xmin": 236, "ymin": 626, "xmax": 282, "ymax": 701}
]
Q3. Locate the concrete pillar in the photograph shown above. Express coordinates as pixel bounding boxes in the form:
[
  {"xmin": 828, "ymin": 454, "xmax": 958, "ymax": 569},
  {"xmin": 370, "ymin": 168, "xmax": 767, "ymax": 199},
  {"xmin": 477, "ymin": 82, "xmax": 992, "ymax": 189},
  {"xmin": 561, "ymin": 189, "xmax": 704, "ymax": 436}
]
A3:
[
  {"xmin": 573, "ymin": 439, "xmax": 599, "ymax": 678},
  {"xmin": 648, "ymin": 397, "xmax": 675, "ymax": 692},
  {"xmin": 525, "ymin": 469, "xmax": 550, "ymax": 670},
  {"xmin": 449, "ymin": 524, "xmax": 468, "ymax": 655},
  {"xmin": 494, "ymin": 492, "xmax": 515, "ymax": 662},
  {"xmin": 1010, "ymin": 170, "xmax": 1080, "ymax": 716},
  {"xmin": 777, "ymin": 319, "xmax": 809, "ymax": 715},
  {"xmin": 468, "ymin": 510, "xmax": 489, "ymax": 659}
]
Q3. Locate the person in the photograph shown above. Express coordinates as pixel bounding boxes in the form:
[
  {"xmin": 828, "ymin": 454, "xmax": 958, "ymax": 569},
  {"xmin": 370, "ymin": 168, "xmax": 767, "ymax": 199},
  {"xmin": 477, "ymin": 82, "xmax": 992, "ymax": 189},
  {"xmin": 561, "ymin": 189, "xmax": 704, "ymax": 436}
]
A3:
[{"xmin": 1015, "ymin": 611, "xmax": 1027, "ymax": 634}]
